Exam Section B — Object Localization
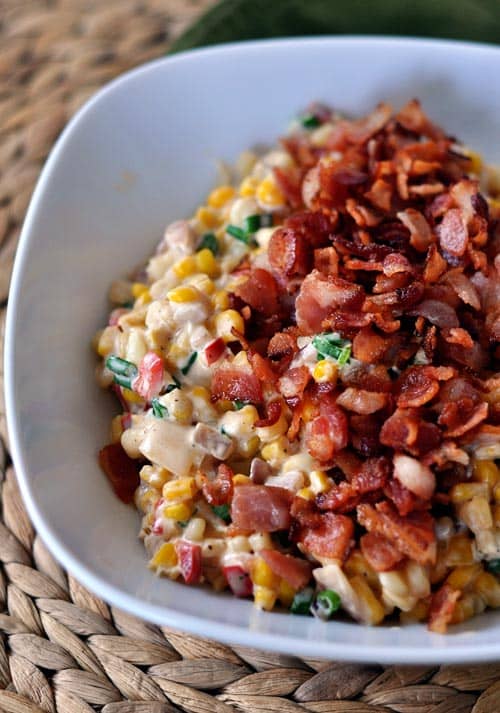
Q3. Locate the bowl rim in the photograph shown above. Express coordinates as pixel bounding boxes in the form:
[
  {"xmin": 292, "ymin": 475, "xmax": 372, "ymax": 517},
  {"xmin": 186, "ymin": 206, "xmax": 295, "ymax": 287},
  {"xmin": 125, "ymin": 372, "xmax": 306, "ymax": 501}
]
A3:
[{"xmin": 5, "ymin": 35, "xmax": 500, "ymax": 663}]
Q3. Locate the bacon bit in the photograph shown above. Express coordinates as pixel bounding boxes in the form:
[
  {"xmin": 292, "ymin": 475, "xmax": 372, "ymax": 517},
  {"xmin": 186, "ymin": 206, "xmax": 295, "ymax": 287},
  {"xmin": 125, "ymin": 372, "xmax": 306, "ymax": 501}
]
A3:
[
  {"xmin": 393, "ymin": 453, "xmax": 436, "ymax": 500},
  {"xmin": 397, "ymin": 208, "xmax": 433, "ymax": 252},
  {"xmin": 316, "ymin": 481, "xmax": 359, "ymax": 513},
  {"xmin": 260, "ymin": 549, "xmax": 312, "ymax": 589},
  {"xmin": 409, "ymin": 182, "xmax": 445, "ymax": 197},
  {"xmin": 285, "ymin": 210, "xmax": 334, "ymax": 247},
  {"xmin": 201, "ymin": 464, "xmax": 234, "ymax": 506},
  {"xmin": 273, "ymin": 165, "xmax": 303, "ymax": 208},
  {"xmin": 408, "ymin": 299, "xmax": 459, "ymax": 329},
  {"xmin": 380, "ymin": 408, "xmax": 419, "ymax": 451},
  {"xmin": 346, "ymin": 102, "xmax": 393, "ymax": 143},
  {"xmin": 422, "ymin": 441, "xmax": 470, "ymax": 468},
  {"xmin": 382, "ymin": 252, "xmax": 413, "ymax": 276},
  {"xmin": 231, "ymin": 484, "xmax": 291, "ymax": 532},
  {"xmin": 98, "ymin": 442, "xmax": 140, "ymax": 504},
  {"xmin": 397, "ymin": 367, "xmax": 440, "ymax": 408},
  {"xmin": 296, "ymin": 270, "xmax": 364, "ymax": 334},
  {"xmin": 423, "ymin": 244, "xmax": 447, "ymax": 283},
  {"xmin": 255, "ymin": 400, "xmax": 282, "ymax": 428},
  {"xmin": 298, "ymin": 512, "xmax": 354, "ymax": 561},
  {"xmin": 428, "ymin": 584, "xmax": 460, "ymax": 634},
  {"xmin": 396, "ymin": 99, "xmax": 444, "ymax": 139},
  {"xmin": 233, "ymin": 268, "xmax": 280, "ymax": 318},
  {"xmin": 365, "ymin": 178, "xmax": 392, "ymax": 212},
  {"xmin": 279, "ymin": 365, "xmax": 310, "ymax": 403},
  {"xmin": 357, "ymin": 502, "xmax": 436, "ymax": 565},
  {"xmin": 445, "ymin": 270, "xmax": 481, "ymax": 310},
  {"xmin": 439, "ymin": 400, "xmax": 489, "ymax": 438},
  {"xmin": 268, "ymin": 227, "xmax": 310, "ymax": 278},
  {"xmin": 352, "ymin": 327, "xmax": 390, "ymax": 364},
  {"xmin": 436, "ymin": 208, "xmax": 468, "ymax": 257},
  {"xmin": 248, "ymin": 352, "xmax": 277, "ymax": 386},
  {"xmin": 336, "ymin": 388, "xmax": 388, "ymax": 415},
  {"xmin": 384, "ymin": 478, "xmax": 424, "ymax": 516},
  {"xmin": 302, "ymin": 166, "xmax": 320, "ymax": 209},
  {"xmin": 346, "ymin": 199, "xmax": 381, "ymax": 227},
  {"xmin": 444, "ymin": 327, "xmax": 474, "ymax": 349},
  {"xmin": 204, "ymin": 338, "xmax": 226, "ymax": 366},
  {"xmin": 211, "ymin": 363, "xmax": 263, "ymax": 404},
  {"xmin": 352, "ymin": 456, "xmax": 390, "ymax": 493},
  {"xmin": 267, "ymin": 330, "xmax": 299, "ymax": 363},
  {"xmin": 314, "ymin": 246, "xmax": 339, "ymax": 276},
  {"xmin": 306, "ymin": 405, "xmax": 349, "ymax": 462},
  {"xmin": 360, "ymin": 532, "xmax": 405, "ymax": 572}
]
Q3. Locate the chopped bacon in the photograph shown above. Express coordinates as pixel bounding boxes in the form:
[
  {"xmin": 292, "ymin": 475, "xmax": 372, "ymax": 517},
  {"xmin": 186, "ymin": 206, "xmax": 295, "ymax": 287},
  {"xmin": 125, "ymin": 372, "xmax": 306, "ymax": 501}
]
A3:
[
  {"xmin": 396, "ymin": 367, "xmax": 440, "ymax": 408},
  {"xmin": 365, "ymin": 178, "xmax": 392, "ymax": 212},
  {"xmin": 439, "ymin": 400, "xmax": 489, "ymax": 438},
  {"xmin": 255, "ymin": 400, "xmax": 282, "ymax": 428},
  {"xmin": 396, "ymin": 99, "xmax": 444, "ymax": 139},
  {"xmin": 260, "ymin": 549, "xmax": 312, "ymax": 589},
  {"xmin": 445, "ymin": 270, "xmax": 481, "ymax": 310},
  {"xmin": 360, "ymin": 532, "xmax": 405, "ymax": 572},
  {"xmin": 231, "ymin": 485, "xmax": 291, "ymax": 532},
  {"xmin": 267, "ymin": 330, "xmax": 298, "ymax": 362},
  {"xmin": 352, "ymin": 327, "xmax": 390, "ymax": 364},
  {"xmin": 384, "ymin": 478, "xmax": 425, "ymax": 516},
  {"xmin": 298, "ymin": 512, "xmax": 354, "ymax": 561},
  {"xmin": 211, "ymin": 363, "xmax": 263, "ymax": 404},
  {"xmin": 397, "ymin": 208, "xmax": 433, "ymax": 252},
  {"xmin": 437, "ymin": 208, "xmax": 468, "ymax": 257},
  {"xmin": 306, "ymin": 403, "xmax": 349, "ymax": 461},
  {"xmin": 248, "ymin": 352, "xmax": 277, "ymax": 386},
  {"xmin": 424, "ymin": 244, "xmax": 447, "ymax": 283},
  {"xmin": 428, "ymin": 584, "xmax": 460, "ymax": 634},
  {"xmin": 201, "ymin": 464, "xmax": 234, "ymax": 506},
  {"xmin": 273, "ymin": 165, "xmax": 304, "ymax": 208},
  {"xmin": 98, "ymin": 442, "xmax": 140, "ymax": 504},
  {"xmin": 279, "ymin": 365, "xmax": 310, "ymax": 403},
  {"xmin": 393, "ymin": 453, "xmax": 435, "ymax": 500},
  {"xmin": 314, "ymin": 247, "xmax": 339, "ymax": 276},
  {"xmin": 336, "ymin": 388, "xmax": 388, "ymax": 415},
  {"xmin": 408, "ymin": 299, "xmax": 459, "ymax": 329},
  {"xmin": 296, "ymin": 270, "xmax": 364, "ymax": 334},
  {"xmin": 284, "ymin": 210, "xmax": 334, "ymax": 247},
  {"xmin": 233, "ymin": 268, "xmax": 280, "ymax": 317},
  {"xmin": 268, "ymin": 227, "xmax": 310, "ymax": 278}
]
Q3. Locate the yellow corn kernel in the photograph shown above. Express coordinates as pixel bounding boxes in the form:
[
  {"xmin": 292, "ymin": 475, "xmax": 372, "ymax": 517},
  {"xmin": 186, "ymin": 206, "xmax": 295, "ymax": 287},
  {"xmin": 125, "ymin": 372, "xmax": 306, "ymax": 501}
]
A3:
[
  {"xmin": 301, "ymin": 400, "xmax": 317, "ymax": 424},
  {"xmin": 97, "ymin": 326, "xmax": 117, "ymax": 357},
  {"xmin": 256, "ymin": 413, "xmax": 288, "ymax": 443},
  {"xmin": 312, "ymin": 360, "xmax": 338, "ymax": 385},
  {"xmin": 450, "ymin": 593, "xmax": 474, "ymax": 624},
  {"xmin": 256, "ymin": 176, "xmax": 285, "ymax": 207},
  {"xmin": 493, "ymin": 484, "xmax": 500, "ymax": 503},
  {"xmin": 189, "ymin": 274, "xmax": 215, "ymax": 295},
  {"xmin": 309, "ymin": 470, "xmax": 331, "ymax": 494},
  {"xmin": 196, "ymin": 206, "xmax": 219, "ymax": 229},
  {"xmin": 474, "ymin": 571, "xmax": 500, "ymax": 608},
  {"xmin": 460, "ymin": 496, "xmax": 493, "ymax": 530},
  {"xmin": 239, "ymin": 176, "xmax": 259, "ymax": 197},
  {"xmin": 239, "ymin": 436, "xmax": 261, "ymax": 459},
  {"xmin": 110, "ymin": 415, "xmax": 124, "ymax": 443},
  {"xmin": 135, "ymin": 291, "xmax": 152, "ymax": 306},
  {"xmin": 208, "ymin": 185, "xmax": 236, "ymax": 208},
  {"xmin": 400, "ymin": 599, "xmax": 429, "ymax": 624},
  {"xmin": 172, "ymin": 256, "xmax": 197, "ymax": 279},
  {"xmin": 252, "ymin": 558, "xmax": 279, "ymax": 588},
  {"xmin": 140, "ymin": 465, "xmax": 170, "ymax": 489},
  {"xmin": 254, "ymin": 585, "xmax": 277, "ymax": 611},
  {"xmin": 345, "ymin": 551, "xmax": 378, "ymax": 588},
  {"xmin": 121, "ymin": 388, "xmax": 144, "ymax": 404},
  {"xmin": 297, "ymin": 487, "xmax": 314, "ymax": 501},
  {"xmin": 349, "ymin": 575, "xmax": 385, "ymax": 625},
  {"xmin": 474, "ymin": 460, "xmax": 500, "ymax": 488},
  {"xmin": 465, "ymin": 149, "xmax": 483, "ymax": 175},
  {"xmin": 195, "ymin": 248, "xmax": 219, "ymax": 277},
  {"xmin": 162, "ymin": 477, "xmax": 198, "ymax": 501},
  {"xmin": 446, "ymin": 563, "xmax": 482, "ymax": 591},
  {"xmin": 163, "ymin": 502, "xmax": 194, "ymax": 521},
  {"xmin": 215, "ymin": 309, "xmax": 245, "ymax": 342},
  {"xmin": 444, "ymin": 534, "xmax": 475, "ymax": 567},
  {"xmin": 260, "ymin": 436, "xmax": 289, "ymax": 465},
  {"xmin": 132, "ymin": 282, "xmax": 149, "ymax": 298},
  {"xmin": 212, "ymin": 289, "xmax": 230, "ymax": 311},
  {"xmin": 278, "ymin": 579, "xmax": 296, "ymax": 607},
  {"xmin": 150, "ymin": 542, "xmax": 177, "ymax": 569},
  {"xmin": 233, "ymin": 474, "xmax": 251, "ymax": 485},
  {"xmin": 167, "ymin": 284, "xmax": 200, "ymax": 303},
  {"xmin": 135, "ymin": 485, "xmax": 158, "ymax": 513},
  {"xmin": 216, "ymin": 399, "xmax": 234, "ymax": 413},
  {"xmin": 449, "ymin": 481, "xmax": 489, "ymax": 504}
]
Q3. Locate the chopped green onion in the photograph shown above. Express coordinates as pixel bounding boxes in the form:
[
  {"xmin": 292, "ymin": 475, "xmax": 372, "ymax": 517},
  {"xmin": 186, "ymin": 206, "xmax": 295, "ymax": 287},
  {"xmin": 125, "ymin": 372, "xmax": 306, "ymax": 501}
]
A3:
[
  {"xmin": 105, "ymin": 355, "xmax": 138, "ymax": 390},
  {"xmin": 151, "ymin": 398, "xmax": 168, "ymax": 418},
  {"xmin": 226, "ymin": 224, "xmax": 250, "ymax": 243},
  {"xmin": 180, "ymin": 352, "xmax": 198, "ymax": 376},
  {"xmin": 122, "ymin": 300, "xmax": 134, "ymax": 309},
  {"xmin": 310, "ymin": 589, "xmax": 341, "ymax": 620},
  {"xmin": 243, "ymin": 215, "xmax": 262, "ymax": 233},
  {"xmin": 313, "ymin": 333, "xmax": 352, "ymax": 365},
  {"xmin": 300, "ymin": 114, "xmax": 321, "ymax": 129},
  {"xmin": 233, "ymin": 400, "xmax": 246, "ymax": 410},
  {"xmin": 177, "ymin": 519, "xmax": 189, "ymax": 528},
  {"xmin": 290, "ymin": 587, "xmax": 314, "ymax": 615},
  {"xmin": 197, "ymin": 232, "xmax": 218, "ymax": 255},
  {"xmin": 487, "ymin": 559, "xmax": 500, "ymax": 575},
  {"xmin": 165, "ymin": 375, "xmax": 181, "ymax": 393},
  {"xmin": 212, "ymin": 504, "xmax": 231, "ymax": 523}
]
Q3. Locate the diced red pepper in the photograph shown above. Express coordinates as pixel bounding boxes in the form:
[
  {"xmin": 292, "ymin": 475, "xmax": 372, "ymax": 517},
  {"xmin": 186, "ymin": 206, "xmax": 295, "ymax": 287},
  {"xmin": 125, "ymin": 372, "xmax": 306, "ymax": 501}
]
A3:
[
  {"xmin": 175, "ymin": 541, "xmax": 202, "ymax": 584},
  {"xmin": 223, "ymin": 565, "xmax": 253, "ymax": 597},
  {"xmin": 132, "ymin": 352, "xmax": 164, "ymax": 401},
  {"xmin": 204, "ymin": 337, "xmax": 226, "ymax": 366},
  {"xmin": 98, "ymin": 442, "xmax": 140, "ymax": 504}
]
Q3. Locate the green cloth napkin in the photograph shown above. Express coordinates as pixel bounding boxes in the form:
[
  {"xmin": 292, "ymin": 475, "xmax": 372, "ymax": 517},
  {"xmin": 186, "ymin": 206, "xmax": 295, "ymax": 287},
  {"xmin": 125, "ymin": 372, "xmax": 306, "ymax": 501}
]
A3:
[{"xmin": 170, "ymin": 0, "xmax": 500, "ymax": 53}]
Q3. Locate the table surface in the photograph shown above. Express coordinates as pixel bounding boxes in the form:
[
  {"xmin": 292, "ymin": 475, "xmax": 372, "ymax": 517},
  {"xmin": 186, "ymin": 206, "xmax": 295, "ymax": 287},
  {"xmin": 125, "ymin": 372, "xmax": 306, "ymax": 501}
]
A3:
[{"xmin": 1, "ymin": 2, "xmax": 499, "ymax": 711}]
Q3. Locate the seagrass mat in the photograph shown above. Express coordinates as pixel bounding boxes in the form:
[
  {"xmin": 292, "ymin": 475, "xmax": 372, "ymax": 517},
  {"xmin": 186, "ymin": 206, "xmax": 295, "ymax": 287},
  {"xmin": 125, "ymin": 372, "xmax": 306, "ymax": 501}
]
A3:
[{"xmin": 1, "ymin": 2, "xmax": 500, "ymax": 711}]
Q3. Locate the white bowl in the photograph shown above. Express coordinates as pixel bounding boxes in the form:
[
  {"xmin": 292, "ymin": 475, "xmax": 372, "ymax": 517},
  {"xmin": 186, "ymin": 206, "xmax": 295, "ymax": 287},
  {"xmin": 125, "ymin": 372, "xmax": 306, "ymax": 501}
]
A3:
[{"xmin": 5, "ymin": 37, "xmax": 500, "ymax": 664}]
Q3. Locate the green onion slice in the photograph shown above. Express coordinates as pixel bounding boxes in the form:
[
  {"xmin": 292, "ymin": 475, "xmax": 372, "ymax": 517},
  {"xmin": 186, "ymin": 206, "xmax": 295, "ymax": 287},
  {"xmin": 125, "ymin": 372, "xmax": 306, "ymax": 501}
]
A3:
[
  {"xmin": 197, "ymin": 232, "xmax": 218, "ymax": 255},
  {"xmin": 226, "ymin": 224, "xmax": 250, "ymax": 243},
  {"xmin": 233, "ymin": 400, "xmax": 246, "ymax": 410},
  {"xmin": 312, "ymin": 333, "xmax": 352, "ymax": 365},
  {"xmin": 310, "ymin": 589, "xmax": 341, "ymax": 620},
  {"xmin": 165, "ymin": 375, "xmax": 181, "ymax": 393},
  {"xmin": 487, "ymin": 559, "xmax": 500, "ymax": 575},
  {"xmin": 151, "ymin": 398, "xmax": 168, "ymax": 418},
  {"xmin": 105, "ymin": 355, "xmax": 138, "ymax": 390},
  {"xmin": 290, "ymin": 587, "xmax": 314, "ymax": 615},
  {"xmin": 180, "ymin": 351, "xmax": 198, "ymax": 376},
  {"xmin": 300, "ymin": 114, "xmax": 321, "ymax": 129},
  {"xmin": 212, "ymin": 504, "xmax": 231, "ymax": 523}
]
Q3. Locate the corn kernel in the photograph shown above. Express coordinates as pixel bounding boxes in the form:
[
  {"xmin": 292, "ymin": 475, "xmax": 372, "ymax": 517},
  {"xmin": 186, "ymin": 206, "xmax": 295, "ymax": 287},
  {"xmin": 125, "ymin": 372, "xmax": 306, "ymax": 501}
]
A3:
[
  {"xmin": 195, "ymin": 248, "xmax": 219, "ymax": 277},
  {"xmin": 239, "ymin": 435, "xmax": 260, "ymax": 458},
  {"xmin": 256, "ymin": 176, "xmax": 285, "ymax": 208},
  {"xmin": 212, "ymin": 289, "xmax": 230, "ymax": 311},
  {"xmin": 349, "ymin": 575, "xmax": 385, "ymax": 625},
  {"xmin": 162, "ymin": 477, "xmax": 198, "ymax": 501},
  {"xmin": 207, "ymin": 185, "xmax": 236, "ymax": 208},
  {"xmin": 132, "ymin": 282, "xmax": 149, "ymax": 298},
  {"xmin": 450, "ymin": 593, "xmax": 475, "ymax": 624},
  {"xmin": 260, "ymin": 436, "xmax": 289, "ymax": 465},
  {"xmin": 450, "ymin": 482, "xmax": 489, "ymax": 504},
  {"xmin": 239, "ymin": 176, "xmax": 259, "ymax": 197},
  {"xmin": 296, "ymin": 487, "xmax": 314, "ymax": 500},
  {"xmin": 97, "ymin": 326, "xmax": 118, "ymax": 357},
  {"xmin": 309, "ymin": 470, "xmax": 331, "ymax": 494},
  {"xmin": 446, "ymin": 564, "xmax": 482, "ymax": 591},
  {"xmin": 150, "ymin": 542, "xmax": 177, "ymax": 568},
  {"xmin": 172, "ymin": 255, "xmax": 197, "ymax": 278},
  {"xmin": 474, "ymin": 459, "xmax": 500, "ymax": 488},
  {"xmin": 444, "ymin": 534, "xmax": 475, "ymax": 567},
  {"xmin": 135, "ymin": 291, "xmax": 152, "ymax": 306},
  {"xmin": 163, "ymin": 502, "xmax": 194, "ymax": 521},
  {"xmin": 196, "ymin": 206, "xmax": 219, "ymax": 229},
  {"xmin": 140, "ymin": 465, "xmax": 170, "ymax": 489},
  {"xmin": 459, "ymin": 496, "xmax": 493, "ymax": 530},
  {"xmin": 312, "ymin": 360, "xmax": 338, "ymax": 384},
  {"xmin": 400, "ymin": 599, "xmax": 429, "ymax": 624},
  {"xmin": 254, "ymin": 585, "xmax": 277, "ymax": 611},
  {"xmin": 167, "ymin": 285, "xmax": 200, "ymax": 303},
  {"xmin": 188, "ymin": 274, "xmax": 215, "ymax": 295},
  {"xmin": 215, "ymin": 309, "xmax": 245, "ymax": 342},
  {"xmin": 110, "ymin": 415, "xmax": 124, "ymax": 443},
  {"xmin": 233, "ymin": 474, "xmax": 251, "ymax": 485},
  {"xmin": 278, "ymin": 579, "xmax": 296, "ymax": 607},
  {"xmin": 252, "ymin": 558, "xmax": 279, "ymax": 588},
  {"xmin": 183, "ymin": 517, "xmax": 206, "ymax": 541},
  {"xmin": 135, "ymin": 485, "xmax": 158, "ymax": 513},
  {"xmin": 345, "ymin": 551, "xmax": 378, "ymax": 588},
  {"xmin": 474, "ymin": 571, "xmax": 500, "ymax": 608},
  {"xmin": 121, "ymin": 388, "xmax": 144, "ymax": 404}
]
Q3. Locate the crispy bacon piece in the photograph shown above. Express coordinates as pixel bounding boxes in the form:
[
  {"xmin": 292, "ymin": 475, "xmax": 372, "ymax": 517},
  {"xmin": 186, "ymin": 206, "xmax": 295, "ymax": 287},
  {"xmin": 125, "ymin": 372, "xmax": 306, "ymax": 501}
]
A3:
[
  {"xmin": 397, "ymin": 208, "xmax": 433, "ymax": 252},
  {"xmin": 201, "ymin": 464, "xmax": 234, "ymax": 506},
  {"xmin": 260, "ymin": 549, "xmax": 312, "ymax": 589},
  {"xmin": 248, "ymin": 352, "xmax": 277, "ymax": 386},
  {"xmin": 408, "ymin": 299, "xmax": 459, "ymax": 329},
  {"xmin": 306, "ymin": 400, "xmax": 349, "ymax": 462},
  {"xmin": 357, "ymin": 502, "xmax": 436, "ymax": 565},
  {"xmin": 384, "ymin": 478, "xmax": 425, "ymax": 517},
  {"xmin": 233, "ymin": 268, "xmax": 280, "ymax": 317},
  {"xmin": 285, "ymin": 210, "xmax": 334, "ymax": 247},
  {"xmin": 318, "ymin": 456, "xmax": 389, "ymax": 513},
  {"xmin": 255, "ymin": 400, "xmax": 282, "ymax": 428},
  {"xmin": 437, "ymin": 208, "xmax": 468, "ymax": 257},
  {"xmin": 267, "ymin": 330, "xmax": 298, "ymax": 362},
  {"xmin": 428, "ymin": 584, "xmax": 460, "ymax": 634},
  {"xmin": 439, "ymin": 400, "xmax": 489, "ymax": 438},
  {"xmin": 352, "ymin": 327, "xmax": 390, "ymax": 364},
  {"xmin": 268, "ymin": 227, "xmax": 310, "ymax": 278},
  {"xmin": 279, "ymin": 366, "xmax": 310, "ymax": 403},
  {"xmin": 424, "ymin": 244, "xmax": 447, "ymax": 283},
  {"xmin": 231, "ymin": 485, "xmax": 291, "ymax": 532},
  {"xmin": 360, "ymin": 532, "xmax": 405, "ymax": 572},
  {"xmin": 211, "ymin": 363, "xmax": 263, "ymax": 404},
  {"xmin": 314, "ymin": 247, "xmax": 339, "ymax": 275},
  {"xmin": 273, "ymin": 165, "xmax": 304, "ymax": 208},
  {"xmin": 336, "ymin": 388, "xmax": 388, "ymax": 415},
  {"xmin": 396, "ymin": 99, "xmax": 444, "ymax": 140},
  {"xmin": 99, "ymin": 442, "xmax": 140, "ymax": 504},
  {"xmin": 446, "ymin": 270, "xmax": 481, "ymax": 310},
  {"xmin": 298, "ymin": 512, "xmax": 354, "ymax": 561},
  {"xmin": 296, "ymin": 270, "xmax": 364, "ymax": 334},
  {"xmin": 397, "ymin": 367, "xmax": 440, "ymax": 408},
  {"xmin": 365, "ymin": 178, "xmax": 392, "ymax": 212}
]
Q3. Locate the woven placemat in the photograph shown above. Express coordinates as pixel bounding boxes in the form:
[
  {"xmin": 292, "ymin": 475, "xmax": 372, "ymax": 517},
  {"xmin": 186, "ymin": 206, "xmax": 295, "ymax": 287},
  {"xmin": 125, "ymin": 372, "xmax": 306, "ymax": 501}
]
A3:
[{"xmin": 1, "ymin": 2, "xmax": 500, "ymax": 711}]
